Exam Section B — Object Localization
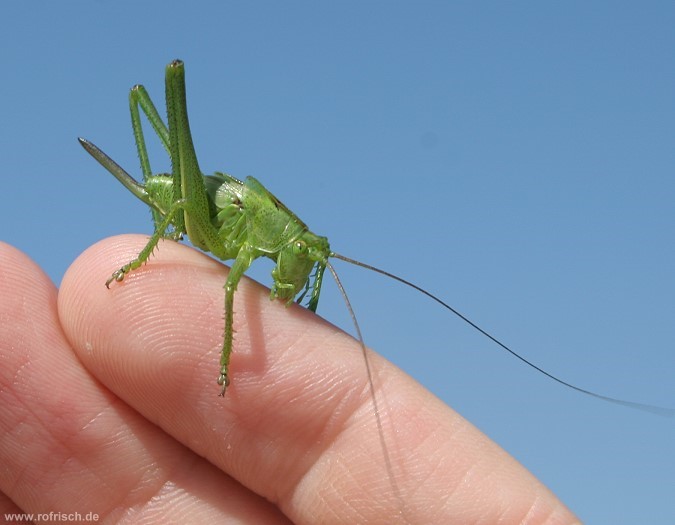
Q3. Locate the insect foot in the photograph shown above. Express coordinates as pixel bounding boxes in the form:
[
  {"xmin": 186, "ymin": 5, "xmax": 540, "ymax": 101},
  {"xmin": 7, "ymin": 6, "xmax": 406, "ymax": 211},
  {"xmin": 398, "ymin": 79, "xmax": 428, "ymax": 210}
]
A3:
[
  {"xmin": 217, "ymin": 368, "xmax": 230, "ymax": 396},
  {"xmin": 104, "ymin": 268, "xmax": 128, "ymax": 288}
]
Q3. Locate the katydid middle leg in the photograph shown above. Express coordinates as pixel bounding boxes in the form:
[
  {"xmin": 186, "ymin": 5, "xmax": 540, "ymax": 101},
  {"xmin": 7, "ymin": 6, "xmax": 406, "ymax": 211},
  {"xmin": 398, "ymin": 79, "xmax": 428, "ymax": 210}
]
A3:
[{"xmin": 219, "ymin": 245, "xmax": 258, "ymax": 394}]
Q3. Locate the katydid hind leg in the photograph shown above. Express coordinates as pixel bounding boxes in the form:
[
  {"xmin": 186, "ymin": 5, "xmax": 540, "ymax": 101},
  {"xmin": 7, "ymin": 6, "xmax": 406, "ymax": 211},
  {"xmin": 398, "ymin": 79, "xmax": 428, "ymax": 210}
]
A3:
[
  {"xmin": 109, "ymin": 60, "xmax": 228, "ymax": 289},
  {"xmin": 164, "ymin": 60, "xmax": 224, "ymax": 254},
  {"xmin": 129, "ymin": 85, "xmax": 169, "ymax": 185},
  {"xmin": 163, "ymin": 61, "xmax": 239, "ymax": 262},
  {"xmin": 129, "ymin": 84, "xmax": 171, "ymax": 167},
  {"xmin": 105, "ymin": 199, "xmax": 188, "ymax": 288},
  {"xmin": 128, "ymin": 83, "xmax": 172, "ymax": 230}
]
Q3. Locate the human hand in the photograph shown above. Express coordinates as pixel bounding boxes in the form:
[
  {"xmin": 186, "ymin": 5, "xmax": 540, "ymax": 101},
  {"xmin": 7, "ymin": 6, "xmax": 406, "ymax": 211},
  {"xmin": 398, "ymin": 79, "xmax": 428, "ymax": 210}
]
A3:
[{"xmin": 0, "ymin": 236, "xmax": 579, "ymax": 524}]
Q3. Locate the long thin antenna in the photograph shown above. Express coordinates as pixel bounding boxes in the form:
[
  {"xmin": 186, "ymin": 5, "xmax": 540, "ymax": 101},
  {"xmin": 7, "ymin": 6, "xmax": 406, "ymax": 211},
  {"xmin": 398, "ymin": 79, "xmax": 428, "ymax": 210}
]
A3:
[
  {"xmin": 331, "ymin": 252, "xmax": 674, "ymax": 417},
  {"xmin": 324, "ymin": 261, "xmax": 405, "ymax": 510}
]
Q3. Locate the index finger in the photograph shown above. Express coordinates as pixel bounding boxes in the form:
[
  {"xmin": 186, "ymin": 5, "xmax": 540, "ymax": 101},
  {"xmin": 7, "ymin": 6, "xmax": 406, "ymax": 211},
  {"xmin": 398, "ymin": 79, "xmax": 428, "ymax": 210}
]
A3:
[{"xmin": 59, "ymin": 235, "xmax": 578, "ymax": 524}]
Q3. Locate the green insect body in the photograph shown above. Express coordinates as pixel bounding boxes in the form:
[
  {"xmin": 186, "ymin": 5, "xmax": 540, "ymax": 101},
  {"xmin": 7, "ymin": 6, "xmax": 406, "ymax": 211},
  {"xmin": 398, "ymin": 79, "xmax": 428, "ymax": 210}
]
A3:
[
  {"xmin": 80, "ymin": 59, "xmax": 673, "ymax": 416},
  {"xmin": 80, "ymin": 60, "xmax": 330, "ymax": 394}
]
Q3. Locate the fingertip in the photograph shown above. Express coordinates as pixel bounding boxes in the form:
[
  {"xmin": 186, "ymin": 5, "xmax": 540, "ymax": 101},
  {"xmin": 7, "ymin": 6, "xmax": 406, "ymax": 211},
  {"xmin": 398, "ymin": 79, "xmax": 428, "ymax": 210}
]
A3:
[{"xmin": 59, "ymin": 235, "xmax": 231, "ymax": 400}]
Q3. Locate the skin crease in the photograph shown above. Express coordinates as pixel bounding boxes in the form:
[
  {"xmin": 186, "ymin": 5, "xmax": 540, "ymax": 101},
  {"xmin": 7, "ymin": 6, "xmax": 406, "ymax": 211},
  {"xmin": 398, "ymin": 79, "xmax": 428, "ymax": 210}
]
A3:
[{"xmin": 0, "ymin": 236, "xmax": 580, "ymax": 524}]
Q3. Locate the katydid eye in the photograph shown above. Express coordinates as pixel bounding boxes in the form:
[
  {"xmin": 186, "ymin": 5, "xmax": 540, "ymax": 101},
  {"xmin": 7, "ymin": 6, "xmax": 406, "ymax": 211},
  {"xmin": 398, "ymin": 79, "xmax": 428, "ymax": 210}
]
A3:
[{"xmin": 293, "ymin": 241, "xmax": 308, "ymax": 256}]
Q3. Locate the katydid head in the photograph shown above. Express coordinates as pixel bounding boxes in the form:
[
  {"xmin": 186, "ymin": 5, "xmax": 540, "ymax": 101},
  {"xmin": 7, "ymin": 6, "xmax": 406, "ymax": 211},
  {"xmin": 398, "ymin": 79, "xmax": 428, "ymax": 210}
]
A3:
[{"xmin": 271, "ymin": 231, "xmax": 330, "ymax": 312}]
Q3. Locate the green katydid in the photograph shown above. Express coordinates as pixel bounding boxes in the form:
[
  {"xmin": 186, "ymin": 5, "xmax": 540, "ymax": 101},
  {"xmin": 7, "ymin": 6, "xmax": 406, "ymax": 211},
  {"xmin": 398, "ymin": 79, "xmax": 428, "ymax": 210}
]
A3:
[{"xmin": 78, "ymin": 59, "xmax": 672, "ymax": 417}]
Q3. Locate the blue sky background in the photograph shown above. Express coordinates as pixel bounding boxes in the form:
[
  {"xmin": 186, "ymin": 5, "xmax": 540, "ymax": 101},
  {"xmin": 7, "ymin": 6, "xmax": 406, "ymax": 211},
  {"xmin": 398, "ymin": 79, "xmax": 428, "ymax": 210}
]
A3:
[{"xmin": 2, "ymin": 2, "xmax": 674, "ymax": 522}]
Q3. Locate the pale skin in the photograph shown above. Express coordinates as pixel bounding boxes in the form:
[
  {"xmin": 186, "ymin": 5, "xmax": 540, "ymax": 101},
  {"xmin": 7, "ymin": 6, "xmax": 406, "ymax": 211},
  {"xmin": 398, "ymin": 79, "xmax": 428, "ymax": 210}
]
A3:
[{"xmin": 0, "ymin": 237, "xmax": 579, "ymax": 524}]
